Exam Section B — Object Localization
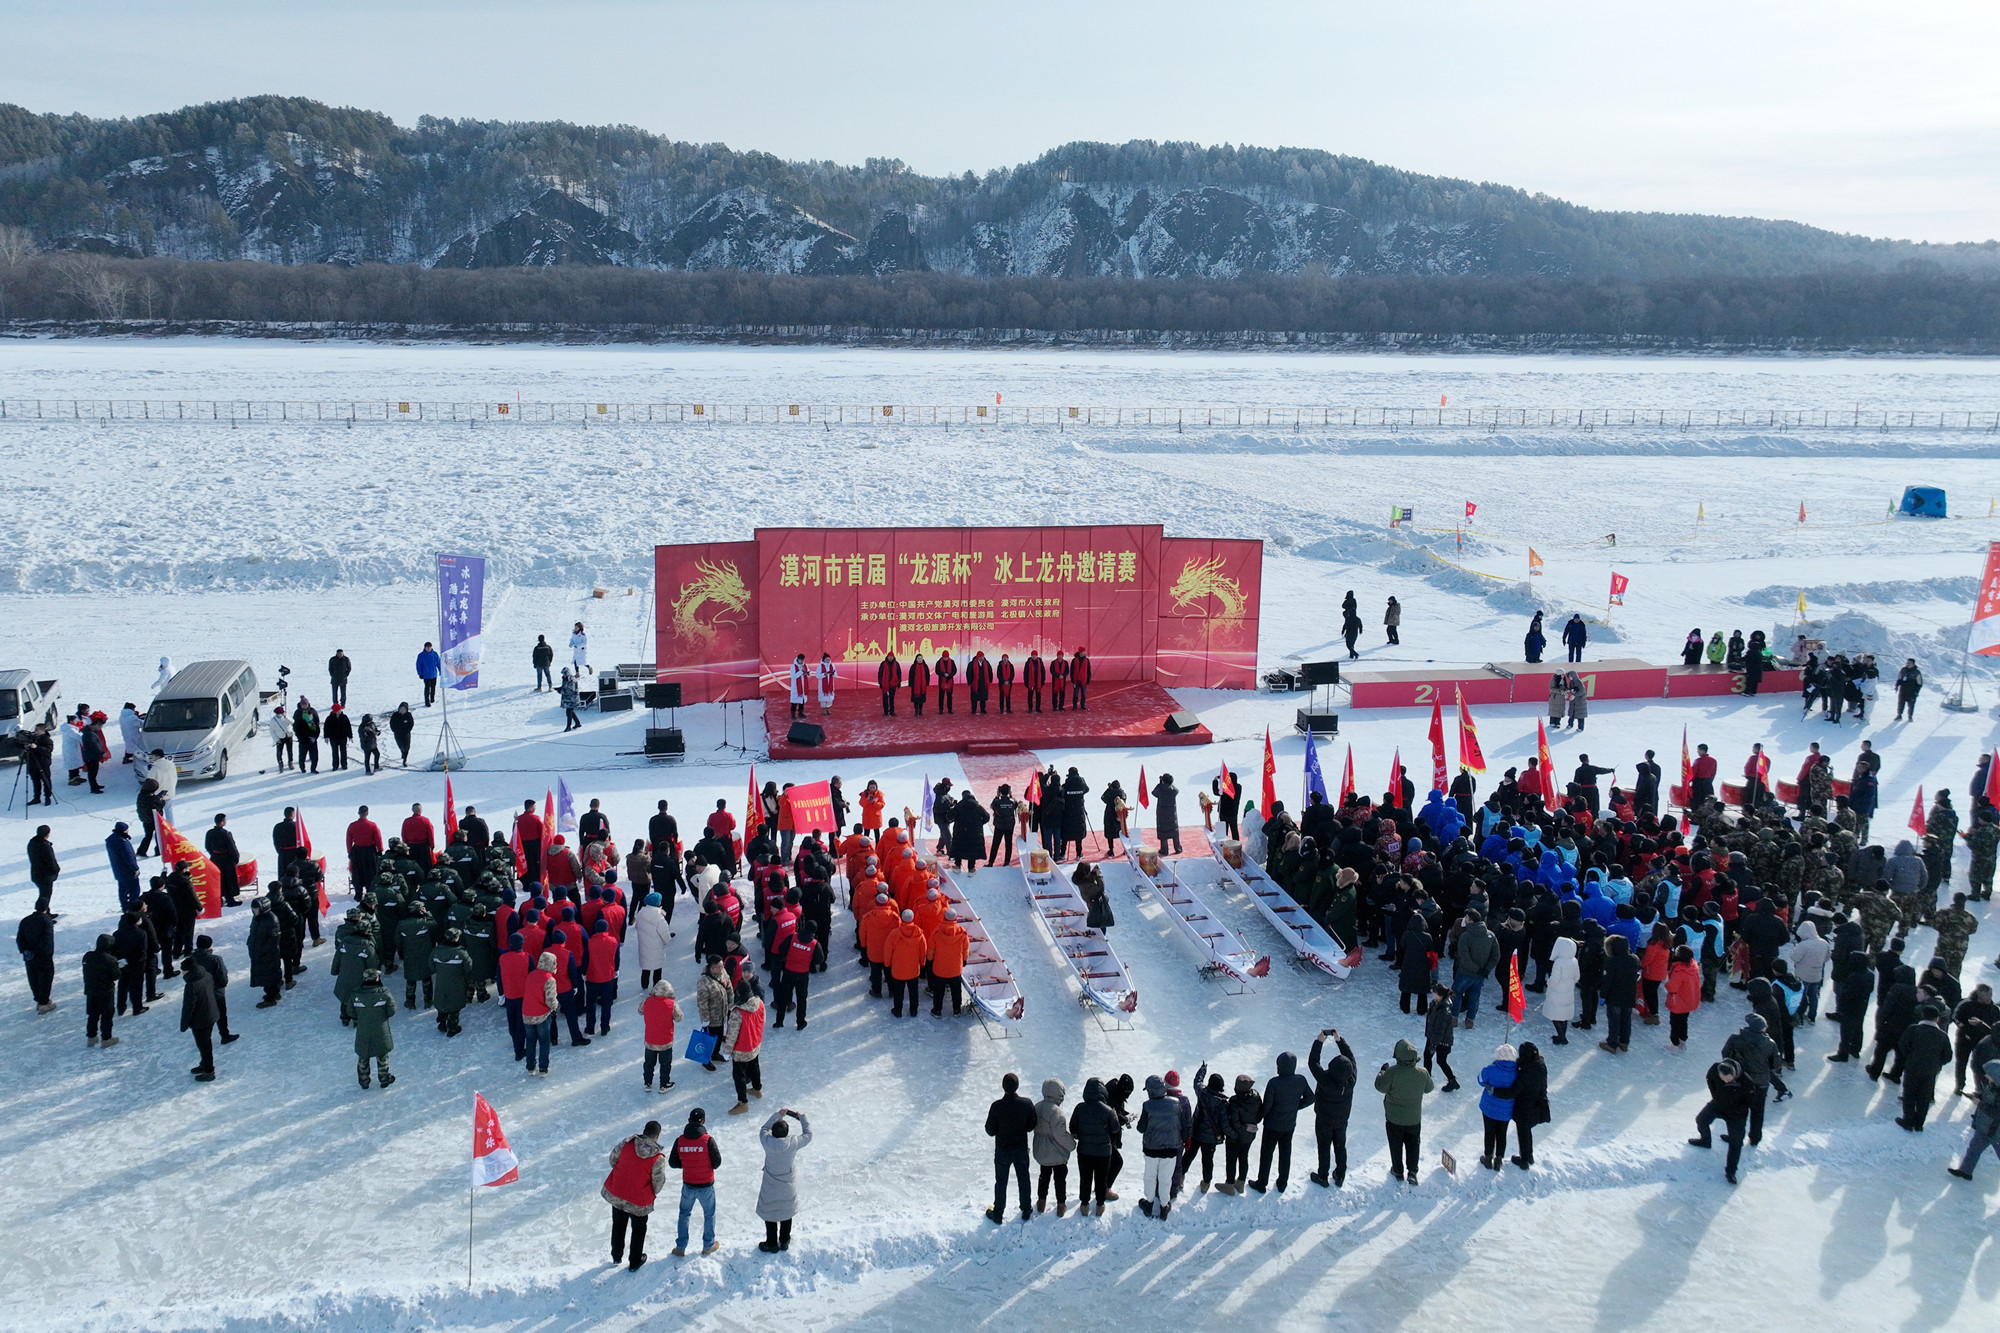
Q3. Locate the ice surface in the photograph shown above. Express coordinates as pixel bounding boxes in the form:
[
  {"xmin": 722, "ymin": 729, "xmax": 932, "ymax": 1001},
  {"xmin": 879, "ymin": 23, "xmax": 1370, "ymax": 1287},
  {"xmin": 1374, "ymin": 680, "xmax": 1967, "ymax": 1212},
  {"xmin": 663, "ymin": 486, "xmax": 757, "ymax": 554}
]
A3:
[{"xmin": 2, "ymin": 340, "xmax": 1998, "ymax": 1331}]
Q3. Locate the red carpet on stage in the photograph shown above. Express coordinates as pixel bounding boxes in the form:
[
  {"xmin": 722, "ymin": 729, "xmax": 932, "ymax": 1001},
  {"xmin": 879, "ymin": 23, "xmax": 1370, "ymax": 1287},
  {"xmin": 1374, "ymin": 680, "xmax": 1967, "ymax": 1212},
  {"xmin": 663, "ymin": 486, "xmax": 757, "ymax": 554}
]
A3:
[{"xmin": 762, "ymin": 680, "xmax": 1212, "ymax": 761}]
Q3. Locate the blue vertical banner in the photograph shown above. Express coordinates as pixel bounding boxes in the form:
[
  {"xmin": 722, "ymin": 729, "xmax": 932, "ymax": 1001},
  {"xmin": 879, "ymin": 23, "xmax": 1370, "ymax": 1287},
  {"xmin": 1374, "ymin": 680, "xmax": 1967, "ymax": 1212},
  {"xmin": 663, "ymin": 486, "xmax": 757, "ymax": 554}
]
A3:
[{"xmin": 437, "ymin": 554, "xmax": 486, "ymax": 691}]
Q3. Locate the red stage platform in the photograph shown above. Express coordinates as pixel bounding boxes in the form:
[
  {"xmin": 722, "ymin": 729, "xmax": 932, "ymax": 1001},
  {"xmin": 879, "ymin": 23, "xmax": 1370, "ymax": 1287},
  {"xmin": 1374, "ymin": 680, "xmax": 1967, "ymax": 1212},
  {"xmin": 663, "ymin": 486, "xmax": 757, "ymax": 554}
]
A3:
[
  {"xmin": 762, "ymin": 680, "xmax": 1212, "ymax": 762},
  {"xmin": 1343, "ymin": 658, "xmax": 1802, "ymax": 709}
]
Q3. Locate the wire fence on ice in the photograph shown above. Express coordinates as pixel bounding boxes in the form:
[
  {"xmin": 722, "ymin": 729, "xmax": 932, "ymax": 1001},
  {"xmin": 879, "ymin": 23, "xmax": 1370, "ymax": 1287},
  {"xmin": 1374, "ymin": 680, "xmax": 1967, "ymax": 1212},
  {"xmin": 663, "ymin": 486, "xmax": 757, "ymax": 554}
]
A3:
[{"xmin": 3, "ymin": 399, "xmax": 1999, "ymax": 430}]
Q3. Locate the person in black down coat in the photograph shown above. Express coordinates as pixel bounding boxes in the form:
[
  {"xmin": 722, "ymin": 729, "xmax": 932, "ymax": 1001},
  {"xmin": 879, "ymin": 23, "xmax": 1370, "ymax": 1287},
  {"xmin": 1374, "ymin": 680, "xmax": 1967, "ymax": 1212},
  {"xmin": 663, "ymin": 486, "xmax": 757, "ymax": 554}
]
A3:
[
  {"xmin": 1600, "ymin": 935, "xmax": 1641, "ymax": 1053},
  {"xmin": 1827, "ymin": 950, "xmax": 1874, "ymax": 1062},
  {"xmin": 1153, "ymin": 775, "xmax": 1182, "ymax": 855},
  {"xmin": 247, "ymin": 899, "xmax": 285, "ymax": 1007},
  {"xmin": 1061, "ymin": 769, "xmax": 1091, "ymax": 861},
  {"xmin": 1250, "ymin": 1051, "xmax": 1313, "ymax": 1194},
  {"xmin": 1399, "ymin": 917, "xmax": 1435, "ymax": 1015},
  {"xmin": 82, "ymin": 933, "xmax": 121, "ymax": 1046},
  {"xmin": 1896, "ymin": 1006, "xmax": 1955, "ymax": 1131},
  {"xmin": 1307, "ymin": 1029, "xmax": 1356, "ymax": 1187},
  {"xmin": 1067, "ymin": 1077, "xmax": 1124, "ymax": 1215},
  {"xmin": 949, "ymin": 793, "xmax": 989, "ymax": 872},
  {"xmin": 1868, "ymin": 963, "xmax": 1921, "ymax": 1080},
  {"xmin": 179, "ymin": 957, "xmax": 219, "ymax": 1081},
  {"xmin": 1509, "ymin": 1041, "xmax": 1550, "ymax": 1168},
  {"xmin": 984, "ymin": 1072, "xmax": 1038, "ymax": 1224},
  {"xmin": 1037, "ymin": 766, "xmax": 1063, "ymax": 855}
]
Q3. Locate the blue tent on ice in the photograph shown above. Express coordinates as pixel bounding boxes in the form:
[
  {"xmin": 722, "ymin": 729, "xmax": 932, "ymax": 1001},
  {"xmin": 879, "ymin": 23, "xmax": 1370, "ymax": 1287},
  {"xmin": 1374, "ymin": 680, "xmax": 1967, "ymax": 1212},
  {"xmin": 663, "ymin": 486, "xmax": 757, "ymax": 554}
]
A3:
[{"xmin": 1898, "ymin": 486, "xmax": 1947, "ymax": 518}]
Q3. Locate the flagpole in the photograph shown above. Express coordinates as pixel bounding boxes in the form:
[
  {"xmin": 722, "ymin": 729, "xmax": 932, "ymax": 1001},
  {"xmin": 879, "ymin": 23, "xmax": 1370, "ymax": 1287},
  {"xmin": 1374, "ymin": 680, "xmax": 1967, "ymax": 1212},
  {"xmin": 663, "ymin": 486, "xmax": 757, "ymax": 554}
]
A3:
[{"xmin": 468, "ymin": 1090, "xmax": 475, "ymax": 1290}]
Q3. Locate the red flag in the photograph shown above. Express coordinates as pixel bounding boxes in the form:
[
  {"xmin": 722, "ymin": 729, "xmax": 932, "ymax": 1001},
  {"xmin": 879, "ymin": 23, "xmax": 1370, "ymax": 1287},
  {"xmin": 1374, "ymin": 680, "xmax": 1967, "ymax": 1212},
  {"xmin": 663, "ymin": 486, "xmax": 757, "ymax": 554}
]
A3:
[
  {"xmin": 1388, "ymin": 747, "xmax": 1403, "ymax": 809},
  {"xmin": 742, "ymin": 764, "xmax": 757, "ymax": 859},
  {"xmin": 1910, "ymin": 787, "xmax": 1927, "ymax": 836},
  {"xmin": 1507, "ymin": 953, "xmax": 1525, "ymax": 1024},
  {"xmin": 1536, "ymin": 718, "xmax": 1558, "ymax": 805},
  {"xmin": 444, "ymin": 777, "xmax": 459, "ymax": 844},
  {"xmin": 1988, "ymin": 751, "xmax": 2000, "ymax": 809},
  {"xmin": 1218, "ymin": 760, "xmax": 1237, "ymax": 800},
  {"xmin": 543, "ymin": 788, "xmax": 554, "ymax": 837},
  {"xmin": 1756, "ymin": 750, "xmax": 1772, "ymax": 786},
  {"xmin": 295, "ymin": 810, "xmax": 327, "ymax": 914},
  {"xmin": 1680, "ymin": 725, "xmax": 1692, "ymax": 790},
  {"xmin": 1428, "ymin": 700, "xmax": 1448, "ymax": 791},
  {"xmin": 1024, "ymin": 771, "xmax": 1042, "ymax": 807},
  {"xmin": 1339, "ymin": 744, "xmax": 1355, "ymax": 805},
  {"xmin": 1608, "ymin": 571, "xmax": 1629, "ymax": 606},
  {"xmin": 1455, "ymin": 686, "xmax": 1487, "ymax": 773},
  {"xmin": 1464, "ymin": 500, "xmax": 1477, "ymax": 520},
  {"xmin": 1138, "ymin": 765, "xmax": 1150, "ymax": 809},
  {"xmin": 155, "ymin": 814, "xmax": 224, "ymax": 919},
  {"xmin": 510, "ymin": 817, "xmax": 526, "ymax": 879},
  {"xmin": 1798, "ymin": 500, "xmax": 1807, "ymax": 524},
  {"xmin": 1260, "ymin": 727, "xmax": 1278, "ymax": 814},
  {"xmin": 472, "ymin": 1093, "xmax": 520, "ymax": 1187},
  {"xmin": 1972, "ymin": 541, "xmax": 2000, "ymax": 656}
]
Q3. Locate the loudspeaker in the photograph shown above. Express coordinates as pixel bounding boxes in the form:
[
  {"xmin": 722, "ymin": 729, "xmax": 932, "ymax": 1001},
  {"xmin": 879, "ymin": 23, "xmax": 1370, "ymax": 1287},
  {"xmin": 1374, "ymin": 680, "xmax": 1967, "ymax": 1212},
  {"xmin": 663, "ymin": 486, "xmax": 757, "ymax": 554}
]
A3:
[
  {"xmin": 1296, "ymin": 709, "xmax": 1340, "ymax": 735},
  {"xmin": 1164, "ymin": 710, "xmax": 1201, "ymax": 734},
  {"xmin": 644, "ymin": 727, "xmax": 685, "ymax": 756},
  {"xmin": 787, "ymin": 721, "xmax": 826, "ymax": 746},
  {"xmin": 1298, "ymin": 660, "xmax": 1342, "ymax": 687},
  {"xmin": 599, "ymin": 691, "xmax": 634, "ymax": 712},
  {"xmin": 644, "ymin": 681, "xmax": 682, "ymax": 709},
  {"xmin": 1263, "ymin": 668, "xmax": 1298, "ymax": 692}
]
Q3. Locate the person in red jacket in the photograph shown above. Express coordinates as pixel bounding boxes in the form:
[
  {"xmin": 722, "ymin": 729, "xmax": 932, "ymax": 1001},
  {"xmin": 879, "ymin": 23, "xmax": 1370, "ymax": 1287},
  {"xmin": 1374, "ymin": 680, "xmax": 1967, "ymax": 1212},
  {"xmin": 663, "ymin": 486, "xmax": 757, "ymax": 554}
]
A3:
[
  {"xmin": 1690, "ymin": 743, "xmax": 1718, "ymax": 807},
  {"xmin": 346, "ymin": 806, "xmax": 384, "ymax": 895},
  {"xmin": 603, "ymin": 1120, "xmax": 668, "ymax": 1269},
  {"xmin": 545, "ymin": 922, "xmax": 591, "ymax": 1048},
  {"xmin": 401, "ymin": 802, "xmax": 436, "ymax": 865},
  {"xmin": 641, "ymin": 978, "xmax": 684, "ymax": 1090},
  {"xmin": 521, "ymin": 949, "xmax": 558, "ymax": 1075},
  {"xmin": 907, "ymin": 654, "xmax": 931, "ymax": 717},
  {"xmin": 1665, "ymin": 945, "xmax": 1702, "ymax": 1051},
  {"xmin": 499, "ymin": 931, "xmax": 532, "ymax": 1061},
  {"xmin": 1022, "ymin": 649, "xmax": 1046, "ymax": 713},
  {"xmin": 669, "ymin": 1108, "xmax": 722, "ymax": 1255},
  {"xmin": 876, "ymin": 653, "xmax": 902, "ymax": 716},
  {"xmin": 886, "ymin": 909, "xmax": 929, "ymax": 1017},
  {"xmin": 929, "ymin": 908, "xmax": 971, "ymax": 1016},
  {"xmin": 935, "ymin": 650, "xmax": 958, "ymax": 714},
  {"xmin": 1069, "ymin": 648, "xmax": 1092, "ymax": 710},
  {"xmin": 514, "ymin": 799, "xmax": 545, "ymax": 883},
  {"xmin": 996, "ymin": 652, "xmax": 1015, "ymax": 713},
  {"xmin": 1049, "ymin": 651, "xmax": 1070, "ymax": 712},
  {"xmin": 1741, "ymin": 743, "xmax": 1769, "ymax": 813},
  {"xmin": 585, "ymin": 918, "xmax": 620, "ymax": 1036},
  {"xmin": 774, "ymin": 919, "xmax": 821, "ymax": 1029}
]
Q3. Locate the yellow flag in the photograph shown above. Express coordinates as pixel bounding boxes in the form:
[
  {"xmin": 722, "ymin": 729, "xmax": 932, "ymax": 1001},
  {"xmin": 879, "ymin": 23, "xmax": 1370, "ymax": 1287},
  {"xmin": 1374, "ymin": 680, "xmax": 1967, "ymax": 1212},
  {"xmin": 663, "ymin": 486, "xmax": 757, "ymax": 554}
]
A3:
[
  {"xmin": 1797, "ymin": 589, "xmax": 1807, "ymax": 619},
  {"xmin": 1697, "ymin": 502, "xmax": 1705, "ymax": 523}
]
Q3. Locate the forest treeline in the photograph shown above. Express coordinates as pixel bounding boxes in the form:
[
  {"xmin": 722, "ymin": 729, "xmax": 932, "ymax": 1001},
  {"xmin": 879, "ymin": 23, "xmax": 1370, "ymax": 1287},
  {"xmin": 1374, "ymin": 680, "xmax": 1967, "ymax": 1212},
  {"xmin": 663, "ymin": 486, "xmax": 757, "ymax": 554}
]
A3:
[{"xmin": 2, "ymin": 248, "xmax": 1997, "ymax": 347}]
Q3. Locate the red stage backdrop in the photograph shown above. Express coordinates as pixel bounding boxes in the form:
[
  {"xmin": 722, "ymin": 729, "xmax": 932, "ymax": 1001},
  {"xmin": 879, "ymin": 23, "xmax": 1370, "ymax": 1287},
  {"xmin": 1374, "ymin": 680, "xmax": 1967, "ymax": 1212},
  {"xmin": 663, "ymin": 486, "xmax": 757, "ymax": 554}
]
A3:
[
  {"xmin": 1156, "ymin": 537, "xmax": 1263, "ymax": 689},
  {"xmin": 655, "ymin": 527, "xmax": 1261, "ymax": 702},
  {"xmin": 655, "ymin": 540, "xmax": 761, "ymax": 702}
]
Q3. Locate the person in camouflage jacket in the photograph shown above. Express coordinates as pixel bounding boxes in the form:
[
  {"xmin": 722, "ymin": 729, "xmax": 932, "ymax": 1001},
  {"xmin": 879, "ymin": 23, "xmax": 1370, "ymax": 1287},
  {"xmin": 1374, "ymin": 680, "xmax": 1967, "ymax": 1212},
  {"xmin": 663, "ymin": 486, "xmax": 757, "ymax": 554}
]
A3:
[
  {"xmin": 1931, "ymin": 893, "xmax": 1980, "ymax": 978},
  {"xmin": 1961, "ymin": 812, "xmax": 1998, "ymax": 902}
]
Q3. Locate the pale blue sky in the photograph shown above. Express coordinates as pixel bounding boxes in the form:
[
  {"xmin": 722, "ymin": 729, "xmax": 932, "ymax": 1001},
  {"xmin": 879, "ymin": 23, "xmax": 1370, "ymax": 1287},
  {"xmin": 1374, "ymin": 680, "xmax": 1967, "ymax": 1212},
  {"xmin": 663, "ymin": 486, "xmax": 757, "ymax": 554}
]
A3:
[{"xmin": 10, "ymin": 0, "xmax": 1997, "ymax": 242}]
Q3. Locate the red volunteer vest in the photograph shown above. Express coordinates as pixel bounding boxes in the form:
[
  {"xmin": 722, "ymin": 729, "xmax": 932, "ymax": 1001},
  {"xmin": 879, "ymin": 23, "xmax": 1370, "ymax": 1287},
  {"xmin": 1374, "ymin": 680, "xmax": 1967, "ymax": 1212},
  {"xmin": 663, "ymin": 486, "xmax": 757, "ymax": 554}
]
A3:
[{"xmin": 674, "ymin": 1133, "xmax": 716, "ymax": 1186}]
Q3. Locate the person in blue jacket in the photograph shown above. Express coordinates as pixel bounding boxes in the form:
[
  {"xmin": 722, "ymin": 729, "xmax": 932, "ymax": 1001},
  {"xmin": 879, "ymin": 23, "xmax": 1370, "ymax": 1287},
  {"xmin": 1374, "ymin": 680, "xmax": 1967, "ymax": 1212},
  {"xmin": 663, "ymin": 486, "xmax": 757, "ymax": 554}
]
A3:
[
  {"xmin": 1524, "ymin": 613, "xmax": 1547, "ymax": 664},
  {"xmin": 416, "ymin": 641, "xmax": 442, "ymax": 707},
  {"xmin": 1477, "ymin": 1044, "xmax": 1518, "ymax": 1170},
  {"xmin": 1580, "ymin": 879, "xmax": 1618, "ymax": 930},
  {"xmin": 105, "ymin": 822, "xmax": 142, "ymax": 911}
]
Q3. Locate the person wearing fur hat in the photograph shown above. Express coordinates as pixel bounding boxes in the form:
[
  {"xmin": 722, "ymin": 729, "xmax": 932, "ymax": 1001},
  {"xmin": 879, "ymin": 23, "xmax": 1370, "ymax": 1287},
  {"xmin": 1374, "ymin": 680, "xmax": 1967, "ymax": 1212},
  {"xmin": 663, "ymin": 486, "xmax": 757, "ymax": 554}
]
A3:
[
  {"xmin": 603, "ymin": 1119, "xmax": 667, "ymax": 1270},
  {"xmin": 642, "ymin": 978, "xmax": 686, "ymax": 1091},
  {"xmin": 1689, "ymin": 1057, "xmax": 1753, "ymax": 1181}
]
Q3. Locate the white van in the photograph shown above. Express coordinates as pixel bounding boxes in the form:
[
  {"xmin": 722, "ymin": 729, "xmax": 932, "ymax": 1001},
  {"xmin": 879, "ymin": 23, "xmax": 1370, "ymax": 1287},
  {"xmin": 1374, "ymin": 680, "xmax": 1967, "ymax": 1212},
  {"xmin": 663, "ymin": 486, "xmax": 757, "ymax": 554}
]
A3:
[{"xmin": 141, "ymin": 660, "xmax": 259, "ymax": 781}]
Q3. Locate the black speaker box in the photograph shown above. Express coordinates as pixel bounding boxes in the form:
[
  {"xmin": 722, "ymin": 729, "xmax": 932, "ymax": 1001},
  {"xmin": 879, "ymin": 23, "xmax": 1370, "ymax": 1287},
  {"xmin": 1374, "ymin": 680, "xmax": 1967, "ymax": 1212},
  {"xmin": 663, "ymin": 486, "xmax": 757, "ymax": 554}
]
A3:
[
  {"xmin": 1298, "ymin": 660, "xmax": 1342, "ymax": 687},
  {"xmin": 1163, "ymin": 710, "xmax": 1201, "ymax": 734},
  {"xmin": 644, "ymin": 681, "xmax": 682, "ymax": 709},
  {"xmin": 599, "ymin": 691, "xmax": 634, "ymax": 712},
  {"xmin": 1296, "ymin": 709, "xmax": 1339, "ymax": 734},
  {"xmin": 787, "ymin": 721, "xmax": 826, "ymax": 746},
  {"xmin": 644, "ymin": 727, "xmax": 685, "ymax": 755}
]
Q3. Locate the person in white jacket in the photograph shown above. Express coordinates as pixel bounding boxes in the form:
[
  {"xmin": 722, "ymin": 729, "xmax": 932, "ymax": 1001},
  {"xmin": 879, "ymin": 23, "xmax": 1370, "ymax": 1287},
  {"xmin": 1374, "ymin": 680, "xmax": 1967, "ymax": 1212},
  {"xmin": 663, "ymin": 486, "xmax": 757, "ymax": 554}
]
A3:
[
  {"xmin": 815, "ymin": 653, "xmax": 836, "ymax": 714},
  {"xmin": 152, "ymin": 657, "xmax": 174, "ymax": 691},
  {"xmin": 635, "ymin": 892, "xmax": 674, "ymax": 989},
  {"xmin": 755, "ymin": 1108, "xmax": 812, "ymax": 1253},
  {"xmin": 266, "ymin": 706, "xmax": 293, "ymax": 771},
  {"xmin": 787, "ymin": 654, "xmax": 808, "ymax": 720},
  {"xmin": 569, "ymin": 623, "xmax": 589, "ymax": 677},
  {"xmin": 1543, "ymin": 936, "xmax": 1580, "ymax": 1045},
  {"xmin": 118, "ymin": 704, "xmax": 144, "ymax": 765},
  {"xmin": 1788, "ymin": 920, "xmax": 1832, "ymax": 1023},
  {"xmin": 59, "ymin": 717, "xmax": 84, "ymax": 785}
]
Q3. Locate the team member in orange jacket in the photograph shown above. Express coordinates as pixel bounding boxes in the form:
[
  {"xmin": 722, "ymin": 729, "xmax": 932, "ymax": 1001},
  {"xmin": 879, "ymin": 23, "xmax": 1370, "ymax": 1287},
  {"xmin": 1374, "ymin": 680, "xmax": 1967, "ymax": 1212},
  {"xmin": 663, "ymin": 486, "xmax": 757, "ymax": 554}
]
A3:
[
  {"xmin": 877, "ymin": 654, "xmax": 902, "ymax": 715},
  {"xmin": 886, "ymin": 909, "xmax": 930, "ymax": 1017},
  {"xmin": 860, "ymin": 892, "xmax": 900, "ymax": 995},
  {"xmin": 965, "ymin": 651, "xmax": 994, "ymax": 715},
  {"xmin": 859, "ymin": 781, "xmax": 886, "ymax": 832},
  {"xmin": 913, "ymin": 883, "xmax": 948, "ymax": 938},
  {"xmin": 996, "ymin": 653, "xmax": 1015, "ymax": 714},
  {"xmin": 935, "ymin": 651, "xmax": 958, "ymax": 714},
  {"xmin": 840, "ymin": 827, "xmax": 874, "ymax": 882},
  {"xmin": 1070, "ymin": 648, "xmax": 1092, "ymax": 710},
  {"xmin": 929, "ymin": 908, "xmax": 971, "ymax": 1016},
  {"xmin": 907, "ymin": 655, "xmax": 931, "ymax": 716},
  {"xmin": 1049, "ymin": 652, "xmax": 1070, "ymax": 712},
  {"xmin": 1022, "ymin": 650, "xmax": 1047, "ymax": 713}
]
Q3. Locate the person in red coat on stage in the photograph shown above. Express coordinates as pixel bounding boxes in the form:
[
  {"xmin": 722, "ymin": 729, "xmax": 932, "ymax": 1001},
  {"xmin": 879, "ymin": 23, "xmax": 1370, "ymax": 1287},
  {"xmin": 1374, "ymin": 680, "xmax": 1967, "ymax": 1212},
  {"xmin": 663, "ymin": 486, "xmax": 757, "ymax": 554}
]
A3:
[
  {"xmin": 515, "ymin": 799, "xmax": 545, "ymax": 882},
  {"xmin": 1049, "ymin": 651, "xmax": 1070, "ymax": 712},
  {"xmin": 402, "ymin": 802, "xmax": 437, "ymax": 865},
  {"xmin": 996, "ymin": 653, "xmax": 1015, "ymax": 714},
  {"xmin": 935, "ymin": 651, "xmax": 958, "ymax": 714},
  {"xmin": 1022, "ymin": 649, "xmax": 1046, "ymax": 713},
  {"xmin": 1069, "ymin": 648, "xmax": 1092, "ymax": 711},
  {"xmin": 908, "ymin": 654, "xmax": 932, "ymax": 717},
  {"xmin": 966, "ymin": 651, "xmax": 994, "ymax": 715},
  {"xmin": 347, "ymin": 805, "xmax": 385, "ymax": 894},
  {"xmin": 877, "ymin": 653, "xmax": 901, "ymax": 716},
  {"xmin": 1690, "ymin": 743, "xmax": 1718, "ymax": 807}
]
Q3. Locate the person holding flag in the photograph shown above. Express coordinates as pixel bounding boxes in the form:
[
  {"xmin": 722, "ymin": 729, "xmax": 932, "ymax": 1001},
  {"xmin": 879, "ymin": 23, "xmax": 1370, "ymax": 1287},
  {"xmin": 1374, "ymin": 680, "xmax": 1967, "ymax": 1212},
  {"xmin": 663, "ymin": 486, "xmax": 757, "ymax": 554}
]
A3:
[
  {"xmin": 1302, "ymin": 739, "xmax": 1328, "ymax": 814},
  {"xmin": 1212, "ymin": 762, "xmax": 1241, "ymax": 841},
  {"xmin": 1427, "ymin": 700, "xmax": 1448, "ymax": 793},
  {"xmin": 1742, "ymin": 743, "xmax": 1771, "ymax": 814}
]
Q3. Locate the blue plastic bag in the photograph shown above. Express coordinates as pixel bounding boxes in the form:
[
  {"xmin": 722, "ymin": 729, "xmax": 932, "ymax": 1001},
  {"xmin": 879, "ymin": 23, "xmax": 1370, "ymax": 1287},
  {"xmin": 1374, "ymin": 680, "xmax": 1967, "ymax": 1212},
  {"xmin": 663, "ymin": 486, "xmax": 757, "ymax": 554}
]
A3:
[{"xmin": 685, "ymin": 1029, "xmax": 718, "ymax": 1064}]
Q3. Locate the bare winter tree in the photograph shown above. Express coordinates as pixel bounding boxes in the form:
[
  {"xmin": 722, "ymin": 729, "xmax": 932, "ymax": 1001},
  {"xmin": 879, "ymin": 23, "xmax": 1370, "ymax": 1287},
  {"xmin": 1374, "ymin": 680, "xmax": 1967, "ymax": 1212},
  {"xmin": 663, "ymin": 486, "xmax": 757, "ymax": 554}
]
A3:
[
  {"xmin": 55, "ymin": 254, "xmax": 130, "ymax": 320},
  {"xmin": 0, "ymin": 225, "xmax": 33, "ymax": 320}
]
